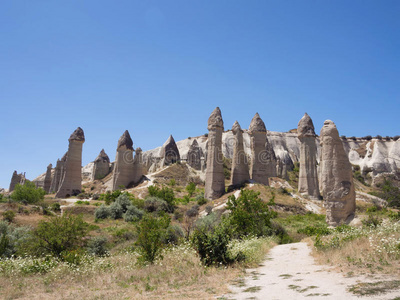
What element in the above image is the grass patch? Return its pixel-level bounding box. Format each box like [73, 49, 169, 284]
[348, 280, 400, 296]
[242, 286, 262, 293]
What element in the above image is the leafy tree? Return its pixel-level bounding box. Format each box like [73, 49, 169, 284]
[135, 214, 170, 264]
[11, 181, 45, 204]
[226, 189, 276, 238]
[31, 213, 89, 258]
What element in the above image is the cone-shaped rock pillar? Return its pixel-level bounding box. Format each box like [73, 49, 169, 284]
[187, 139, 203, 170]
[9, 171, 26, 192]
[160, 135, 180, 166]
[248, 113, 276, 185]
[320, 120, 355, 226]
[112, 130, 135, 190]
[297, 113, 320, 199]
[93, 149, 110, 180]
[205, 107, 225, 200]
[50, 153, 67, 193]
[132, 147, 144, 183]
[230, 121, 250, 187]
[56, 127, 85, 198]
[43, 164, 53, 193]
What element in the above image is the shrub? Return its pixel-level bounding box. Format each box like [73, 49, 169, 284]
[30, 213, 89, 258]
[50, 203, 61, 212]
[186, 182, 196, 197]
[163, 224, 184, 244]
[186, 204, 199, 218]
[192, 220, 234, 266]
[94, 204, 110, 219]
[147, 186, 175, 212]
[144, 197, 169, 213]
[0, 221, 32, 257]
[169, 179, 176, 187]
[297, 225, 331, 236]
[115, 194, 132, 211]
[195, 192, 207, 205]
[2, 211, 15, 223]
[123, 205, 144, 222]
[135, 215, 170, 264]
[99, 190, 122, 205]
[108, 202, 124, 219]
[11, 181, 45, 204]
[86, 236, 109, 256]
[226, 189, 276, 238]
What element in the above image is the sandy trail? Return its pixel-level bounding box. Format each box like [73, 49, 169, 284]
[227, 242, 400, 300]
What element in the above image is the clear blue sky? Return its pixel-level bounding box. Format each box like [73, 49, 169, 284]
[0, 0, 399, 189]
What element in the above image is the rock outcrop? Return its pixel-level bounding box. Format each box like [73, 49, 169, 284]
[92, 149, 110, 180]
[112, 130, 135, 190]
[297, 113, 320, 199]
[205, 107, 225, 200]
[187, 139, 203, 170]
[160, 135, 180, 166]
[230, 121, 250, 187]
[9, 171, 26, 192]
[50, 153, 67, 193]
[43, 164, 52, 193]
[320, 120, 355, 226]
[248, 113, 276, 185]
[56, 127, 85, 198]
[132, 147, 144, 184]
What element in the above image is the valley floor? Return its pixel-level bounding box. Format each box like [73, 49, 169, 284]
[226, 242, 400, 300]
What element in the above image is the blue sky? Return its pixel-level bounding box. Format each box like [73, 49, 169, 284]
[0, 0, 399, 188]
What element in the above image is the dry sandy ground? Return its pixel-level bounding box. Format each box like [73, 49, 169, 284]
[226, 242, 400, 300]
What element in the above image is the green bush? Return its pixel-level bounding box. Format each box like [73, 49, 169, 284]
[297, 225, 332, 236]
[147, 186, 175, 212]
[0, 221, 32, 257]
[11, 181, 45, 204]
[195, 192, 207, 205]
[50, 203, 61, 212]
[94, 204, 110, 219]
[115, 194, 132, 211]
[31, 213, 89, 258]
[144, 197, 169, 213]
[99, 190, 122, 205]
[108, 202, 124, 219]
[135, 215, 170, 264]
[86, 236, 109, 256]
[2, 211, 15, 223]
[192, 220, 234, 266]
[186, 182, 196, 197]
[163, 224, 184, 245]
[226, 189, 276, 238]
[124, 205, 144, 222]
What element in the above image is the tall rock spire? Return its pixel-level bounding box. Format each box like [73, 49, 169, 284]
[230, 121, 249, 187]
[205, 107, 225, 200]
[297, 113, 320, 199]
[56, 127, 85, 197]
[112, 130, 135, 190]
[248, 113, 276, 185]
[320, 120, 355, 226]
[92, 149, 111, 180]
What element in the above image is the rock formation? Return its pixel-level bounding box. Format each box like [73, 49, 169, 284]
[92, 149, 110, 180]
[43, 164, 52, 193]
[9, 171, 26, 192]
[56, 127, 85, 198]
[230, 121, 250, 187]
[205, 107, 225, 200]
[160, 135, 180, 166]
[187, 139, 203, 170]
[50, 153, 67, 193]
[320, 120, 355, 226]
[248, 113, 276, 185]
[112, 130, 135, 190]
[132, 147, 144, 184]
[297, 113, 320, 199]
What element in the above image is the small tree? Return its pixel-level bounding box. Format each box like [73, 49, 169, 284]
[32, 213, 89, 258]
[226, 189, 276, 238]
[135, 215, 170, 264]
[147, 186, 175, 212]
[11, 181, 45, 204]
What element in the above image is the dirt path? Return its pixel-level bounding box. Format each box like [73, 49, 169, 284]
[226, 242, 400, 300]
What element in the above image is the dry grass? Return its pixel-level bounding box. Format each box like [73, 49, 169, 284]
[311, 220, 400, 277]
[0, 237, 277, 300]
